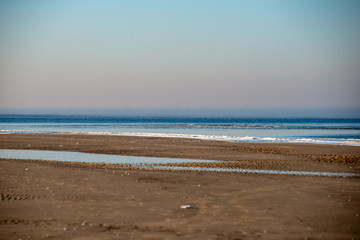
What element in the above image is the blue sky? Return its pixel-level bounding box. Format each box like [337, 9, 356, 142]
[0, 0, 359, 111]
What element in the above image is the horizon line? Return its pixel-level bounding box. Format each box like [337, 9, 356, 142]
[1, 107, 360, 118]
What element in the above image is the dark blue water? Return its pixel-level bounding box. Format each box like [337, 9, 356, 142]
[1, 115, 360, 145]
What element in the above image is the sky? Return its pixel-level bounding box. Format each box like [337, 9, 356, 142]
[0, 0, 360, 114]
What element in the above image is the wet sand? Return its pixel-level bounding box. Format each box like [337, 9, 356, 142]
[0, 134, 360, 239]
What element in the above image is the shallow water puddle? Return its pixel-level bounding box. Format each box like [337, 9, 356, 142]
[153, 166, 360, 177]
[0, 149, 359, 178]
[0, 149, 217, 165]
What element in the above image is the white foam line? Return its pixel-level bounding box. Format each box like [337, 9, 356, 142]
[1, 130, 360, 146]
[83, 131, 360, 146]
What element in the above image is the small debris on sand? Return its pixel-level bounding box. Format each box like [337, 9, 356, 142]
[180, 205, 193, 209]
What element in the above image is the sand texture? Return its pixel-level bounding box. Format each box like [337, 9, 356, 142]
[0, 134, 360, 239]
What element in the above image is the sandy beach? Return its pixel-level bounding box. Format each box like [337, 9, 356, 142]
[1, 134, 360, 239]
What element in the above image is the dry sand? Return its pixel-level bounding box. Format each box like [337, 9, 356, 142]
[0, 134, 360, 239]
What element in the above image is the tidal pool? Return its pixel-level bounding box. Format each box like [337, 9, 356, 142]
[0, 149, 359, 178]
[0, 149, 218, 165]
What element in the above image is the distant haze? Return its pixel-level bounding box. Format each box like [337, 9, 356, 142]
[1, 0, 360, 112]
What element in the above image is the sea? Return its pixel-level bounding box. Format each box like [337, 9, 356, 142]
[1, 114, 360, 146]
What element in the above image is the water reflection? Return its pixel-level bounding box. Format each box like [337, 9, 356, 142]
[0, 149, 218, 164]
[0, 149, 359, 178]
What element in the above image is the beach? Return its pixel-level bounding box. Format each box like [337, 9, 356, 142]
[1, 134, 360, 239]
[2, 0, 360, 238]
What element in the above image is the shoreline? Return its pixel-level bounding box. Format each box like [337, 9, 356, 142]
[1, 130, 360, 146]
[1, 134, 360, 239]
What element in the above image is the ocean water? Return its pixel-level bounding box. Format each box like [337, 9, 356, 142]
[0, 114, 360, 146]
